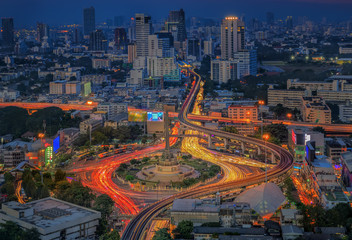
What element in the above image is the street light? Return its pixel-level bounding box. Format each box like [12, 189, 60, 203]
[258, 101, 265, 138]
[287, 113, 292, 120]
[263, 134, 270, 183]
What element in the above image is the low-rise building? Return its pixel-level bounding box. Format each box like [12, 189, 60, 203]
[228, 104, 258, 122]
[3, 147, 25, 168]
[301, 97, 331, 124]
[0, 197, 101, 240]
[267, 87, 307, 109]
[92, 59, 111, 69]
[79, 118, 103, 134]
[326, 138, 347, 162]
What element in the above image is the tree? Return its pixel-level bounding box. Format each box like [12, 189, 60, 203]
[94, 194, 114, 219]
[312, 126, 326, 136]
[0, 221, 40, 240]
[54, 169, 66, 182]
[125, 175, 134, 182]
[152, 228, 172, 240]
[173, 220, 193, 239]
[222, 126, 239, 134]
[55, 181, 96, 208]
[0, 107, 29, 137]
[99, 230, 120, 240]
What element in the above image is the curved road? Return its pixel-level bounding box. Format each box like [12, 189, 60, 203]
[122, 66, 294, 240]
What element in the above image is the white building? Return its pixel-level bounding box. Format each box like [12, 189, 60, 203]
[233, 50, 257, 78]
[211, 59, 238, 84]
[339, 100, 352, 123]
[146, 57, 179, 79]
[0, 198, 101, 240]
[97, 102, 128, 120]
[92, 59, 111, 69]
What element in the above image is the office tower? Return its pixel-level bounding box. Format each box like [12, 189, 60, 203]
[114, 16, 124, 27]
[135, 13, 152, 57]
[128, 43, 137, 63]
[114, 28, 127, 51]
[148, 32, 174, 58]
[83, 6, 96, 36]
[128, 17, 136, 42]
[286, 16, 293, 29]
[73, 28, 82, 43]
[36, 22, 49, 42]
[211, 59, 238, 84]
[203, 39, 213, 56]
[165, 9, 186, 42]
[221, 17, 245, 60]
[233, 50, 257, 79]
[89, 30, 107, 51]
[266, 12, 274, 26]
[187, 39, 201, 60]
[2, 18, 14, 47]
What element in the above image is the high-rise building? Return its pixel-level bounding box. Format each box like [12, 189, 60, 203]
[211, 59, 238, 84]
[2, 18, 14, 47]
[114, 28, 127, 51]
[73, 28, 82, 43]
[148, 32, 174, 58]
[128, 17, 136, 42]
[89, 30, 107, 51]
[286, 16, 293, 29]
[203, 39, 213, 56]
[83, 6, 95, 36]
[135, 14, 152, 57]
[36, 22, 49, 42]
[221, 17, 245, 60]
[266, 12, 274, 26]
[128, 43, 137, 63]
[114, 16, 124, 27]
[233, 50, 257, 79]
[187, 39, 201, 60]
[165, 9, 186, 42]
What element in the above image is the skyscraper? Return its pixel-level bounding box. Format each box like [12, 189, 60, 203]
[286, 16, 293, 29]
[2, 18, 14, 47]
[148, 32, 174, 58]
[187, 39, 201, 60]
[83, 6, 95, 36]
[165, 9, 187, 42]
[36, 22, 49, 42]
[114, 28, 127, 51]
[135, 13, 152, 57]
[89, 30, 107, 51]
[221, 17, 245, 60]
[266, 12, 274, 26]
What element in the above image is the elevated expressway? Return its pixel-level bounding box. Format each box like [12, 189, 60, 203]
[122, 67, 294, 240]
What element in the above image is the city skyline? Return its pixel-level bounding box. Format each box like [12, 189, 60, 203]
[1, 0, 352, 27]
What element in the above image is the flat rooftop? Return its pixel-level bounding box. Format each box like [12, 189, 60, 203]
[171, 199, 219, 213]
[0, 197, 101, 230]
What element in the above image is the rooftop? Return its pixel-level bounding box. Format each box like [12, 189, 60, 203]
[171, 199, 219, 213]
[0, 197, 101, 233]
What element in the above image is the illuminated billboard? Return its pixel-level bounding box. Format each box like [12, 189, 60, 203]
[45, 146, 53, 165]
[147, 112, 164, 122]
[53, 136, 60, 153]
[128, 110, 147, 122]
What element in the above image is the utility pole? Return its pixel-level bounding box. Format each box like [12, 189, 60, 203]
[164, 111, 170, 158]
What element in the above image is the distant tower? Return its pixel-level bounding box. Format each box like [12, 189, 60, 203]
[286, 16, 293, 29]
[135, 13, 152, 57]
[2, 18, 14, 47]
[36, 22, 49, 42]
[166, 9, 187, 42]
[266, 12, 274, 26]
[83, 6, 96, 36]
[114, 28, 127, 51]
[89, 30, 107, 51]
[221, 17, 245, 60]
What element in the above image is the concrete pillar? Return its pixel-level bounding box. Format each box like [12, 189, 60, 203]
[224, 138, 229, 149]
[208, 135, 214, 149]
[257, 146, 261, 155]
[241, 142, 245, 153]
[271, 153, 275, 163]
